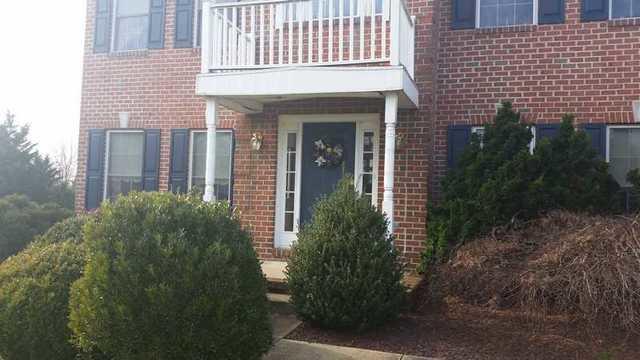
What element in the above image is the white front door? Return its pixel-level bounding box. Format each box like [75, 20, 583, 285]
[274, 114, 380, 249]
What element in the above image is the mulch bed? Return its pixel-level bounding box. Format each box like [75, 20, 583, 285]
[287, 285, 640, 360]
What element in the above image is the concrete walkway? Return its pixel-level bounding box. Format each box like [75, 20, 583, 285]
[265, 339, 437, 360]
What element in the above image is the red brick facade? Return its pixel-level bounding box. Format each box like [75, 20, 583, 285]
[433, 0, 640, 194]
[77, 0, 639, 269]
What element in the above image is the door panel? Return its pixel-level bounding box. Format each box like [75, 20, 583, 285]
[300, 122, 356, 225]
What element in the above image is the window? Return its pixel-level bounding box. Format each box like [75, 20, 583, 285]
[478, 0, 536, 28]
[189, 131, 233, 201]
[611, 0, 640, 19]
[105, 131, 145, 200]
[608, 127, 640, 187]
[360, 131, 375, 204]
[471, 126, 485, 148]
[114, 0, 151, 51]
[469, 125, 536, 152]
[283, 133, 297, 232]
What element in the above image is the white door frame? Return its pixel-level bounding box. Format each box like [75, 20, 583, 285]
[274, 113, 380, 249]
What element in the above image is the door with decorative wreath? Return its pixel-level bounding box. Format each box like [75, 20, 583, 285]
[275, 114, 380, 248]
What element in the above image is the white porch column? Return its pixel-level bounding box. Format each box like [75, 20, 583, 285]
[203, 97, 218, 202]
[382, 92, 398, 235]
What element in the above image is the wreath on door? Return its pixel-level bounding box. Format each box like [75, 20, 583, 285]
[313, 139, 344, 168]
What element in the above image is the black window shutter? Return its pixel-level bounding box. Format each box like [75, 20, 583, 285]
[448, 125, 472, 169]
[148, 0, 166, 49]
[581, 124, 606, 159]
[94, 0, 112, 53]
[85, 130, 106, 210]
[452, 0, 476, 29]
[175, 0, 195, 48]
[170, 129, 190, 193]
[536, 124, 561, 143]
[581, 0, 609, 21]
[539, 0, 565, 24]
[143, 130, 161, 191]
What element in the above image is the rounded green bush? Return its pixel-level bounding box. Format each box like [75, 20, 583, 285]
[0, 216, 88, 360]
[69, 192, 272, 360]
[286, 178, 406, 331]
[0, 194, 72, 261]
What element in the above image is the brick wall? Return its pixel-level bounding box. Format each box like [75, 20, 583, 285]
[433, 0, 640, 196]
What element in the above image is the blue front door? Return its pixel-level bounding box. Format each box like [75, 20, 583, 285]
[300, 122, 356, 225]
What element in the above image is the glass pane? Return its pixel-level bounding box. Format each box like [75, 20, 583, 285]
[610, 129, 628, 158]
[116, 16, 149, 51]
[364, 132, 374, 152]
[192, 133, 207, 178]
[216, 132, 233, 178]
[515, 3, 533, 24]
[108, 133, 144, 177]
[629, 129, 640, 157]
[363, 174, 373, 195]
[497, 4, 515, 26]
[286, 193, 295, 211]
[107, 176, 143, 201]
[286, 173, 296, 192]
[634, 0, 640, 17]
[287, 133, 297, 150]
[215, 183, 230, 201]
[480, 6, 498, 27]
[192, 177, 205, 191]
[612, 0, 632, 18]
[363, 153, 374, 173]
[288, 153, 297, 172]
[284, 213, 294, 232]
[610, 157, 629, 186]
[118, 0, 150, 16]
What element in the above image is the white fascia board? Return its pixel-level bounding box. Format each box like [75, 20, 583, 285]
[197, 66, 412, 98]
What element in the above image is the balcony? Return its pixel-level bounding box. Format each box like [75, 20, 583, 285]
[196, 0, 418, 113]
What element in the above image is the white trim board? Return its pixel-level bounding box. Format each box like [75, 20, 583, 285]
[196, 66, 418, 113]
[274, 113, 380, 249]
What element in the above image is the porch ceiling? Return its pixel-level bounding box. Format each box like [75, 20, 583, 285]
[196, 66, 418, 114]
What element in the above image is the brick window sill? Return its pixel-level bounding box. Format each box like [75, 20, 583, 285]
[107, 49, 150, 58]
[608, 18, 640, 27]
[473, 24, 537, 34]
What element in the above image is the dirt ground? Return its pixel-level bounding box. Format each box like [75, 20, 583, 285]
[287, 292, 640, 360]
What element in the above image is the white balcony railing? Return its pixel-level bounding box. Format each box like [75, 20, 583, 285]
[201, 0, 415, 79]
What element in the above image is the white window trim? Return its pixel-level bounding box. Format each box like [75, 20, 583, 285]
[274, 113, 380, 249]
[475, 0, 539, 29]
[188, 129, 234, 200]
[103, 129, 145, 200]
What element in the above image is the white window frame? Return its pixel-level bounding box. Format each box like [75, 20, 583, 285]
[103, 130, 146, 200]
[609, 0, 640, 20]
[110, 0, 152, 52]
[188, 129, 234, 201]
[606, 125, 640, 188]
[475, 0, 539, 28]
[274, 114, 379, 249]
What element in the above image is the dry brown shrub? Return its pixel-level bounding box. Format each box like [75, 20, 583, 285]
[431, 211, 640, 332]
